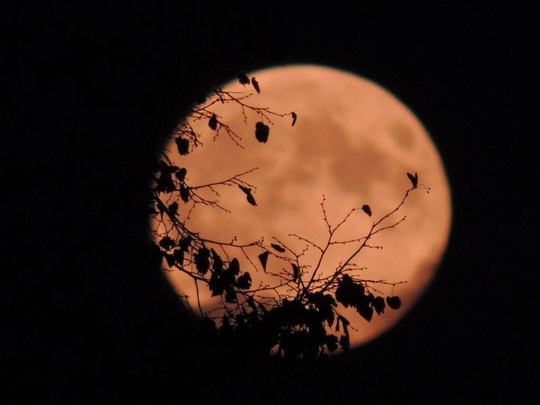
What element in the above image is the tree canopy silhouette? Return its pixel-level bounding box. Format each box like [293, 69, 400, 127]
[149, 71, 428, 362]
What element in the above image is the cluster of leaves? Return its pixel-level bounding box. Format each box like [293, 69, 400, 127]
[336, 274, 401, 323]
[170, 71, 297, 156]
[149, 72, 423, 361]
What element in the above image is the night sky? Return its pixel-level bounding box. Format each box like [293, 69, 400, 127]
[2, 2, 537, 403]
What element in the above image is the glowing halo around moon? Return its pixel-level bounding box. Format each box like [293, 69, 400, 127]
[158, 65, 452, 349]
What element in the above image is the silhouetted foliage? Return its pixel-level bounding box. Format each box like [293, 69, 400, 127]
[176, 136, 190, 155]
[251, 77, 261, 93]
[271, 243, 286, 253]
[291, 111, 298, 127]
[407, 171, 419, 189]
[386, 296, 402, 310]
[361, 204, 372, 217]
[149, 72, 429, 362]
[208, 113, 218, 130]
[238, 72, 250, 86]
[255, 121, 270, 143]
[238, 185, 257, 206]
[258, 251, 270, 271]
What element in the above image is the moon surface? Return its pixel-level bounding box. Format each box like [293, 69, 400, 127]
[158, 65, 452, 349]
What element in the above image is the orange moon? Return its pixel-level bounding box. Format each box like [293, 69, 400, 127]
[159, 65, 452, 349]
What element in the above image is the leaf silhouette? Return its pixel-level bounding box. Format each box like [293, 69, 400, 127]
[237, 272, 252, 289]
[362, 204, 372, 217]
[255, 122, 269, 143]
[271, 243, 286, 253]
[246, 193, 256, 206]
[195, 247, 211, 275]
[208, 113, 218, 130]
[337, 315, 350, 333]
[238, 185, 257, 206]
[308, 292, 336, 327]
[325, 334, 339, 353]
[164, 254, 175, 268]
[228, 258, 240, 276]
[357, 304, 374, 322]
[339, 334, 351, 352]
[209, 272, 224, 297]
[407, 171, 418, 188]
[251, 77, 261, 93]
[292, 263, 300, 282]
[386, 296, 402, 310]
[291, 111, 297, 127]
[238, 185, 250, 194]
[158, 160, 179, 175]
[225, 287, 237, 303]
[159, 236, 175, 250]
[335, 284, 355, 305]
[175, 137, 189, 155]
[168, 202, 179, 217]
[373, 296, 386, 315]
[258, 251, 270, 271]
[173, 249, 184, 266]
[176, 167, 187, 181]
[238, 72, 250, 85]
[336, 274, 377, 322]
[335, 274, 358, 308]
[211, 248, 223, 272]
[179, 235, 192, 251]
[156, 174, 175, 193]
[180, 184, 190, 202]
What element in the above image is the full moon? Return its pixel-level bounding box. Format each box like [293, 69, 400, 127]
[157, 65, 452, 349]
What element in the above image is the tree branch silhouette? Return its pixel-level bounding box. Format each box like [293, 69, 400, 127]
[149, 72, 429, 361]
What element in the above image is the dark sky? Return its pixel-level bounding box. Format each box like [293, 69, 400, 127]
[2, 1, 537, 403]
